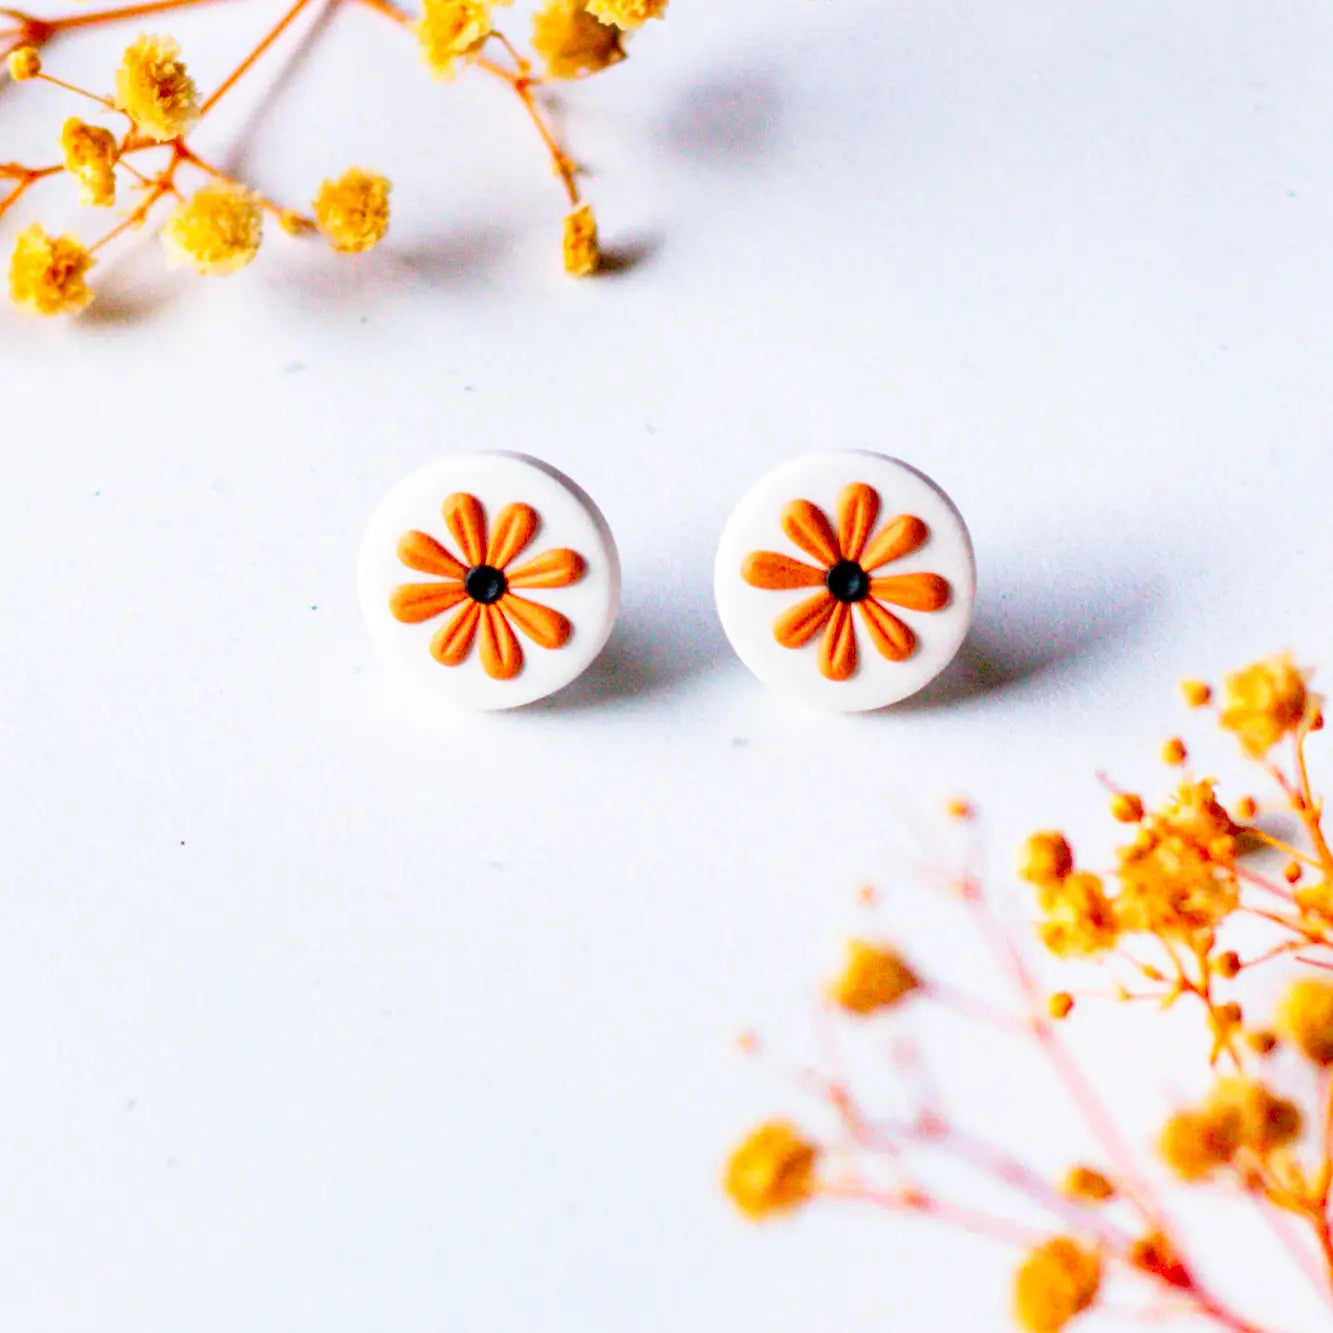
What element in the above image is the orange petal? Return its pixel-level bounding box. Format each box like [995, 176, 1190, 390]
[430, 600, 481, 665]
[500, 593, 571, 649]
[772, 590, 835, 648]
[869, 572, 951, 612]
[837, 483, 880, 563]
[397, 530, 467, 580]
[819, 602, 858, 681]
[781, 499, 841, 566]
[487, 503, 539, 570]
[741, 551, 827, 590]
[859, 598, 916, 662]
[505, 548, 586, 589]
[443, 492, 486, 567]
[389, 582, 468, 624]
[480, 605, 524, 679]
[860, 514, 928, 572]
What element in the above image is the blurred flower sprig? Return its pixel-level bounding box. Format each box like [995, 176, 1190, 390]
[726, 654, 1333, 1333]
[2, 0, 664, 315]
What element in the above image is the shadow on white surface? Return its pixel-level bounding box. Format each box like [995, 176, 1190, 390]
[664, 65, 786, 169]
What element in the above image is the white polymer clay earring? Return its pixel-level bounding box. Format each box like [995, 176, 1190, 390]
[358, 453, 621, 710]
[714, 451, 975, 711]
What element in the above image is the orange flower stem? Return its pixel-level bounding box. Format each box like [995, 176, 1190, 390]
[926, 981, 1030, 1038]
[90, 146, 181, 251]
[351, 0, 409, 23]
[37, 0, 224, 36]
[198, 0, 315, 117]
[475, 56, 580, 207]
[35, 70, 121, 112]
[490, 29, 530, 76]
[1294, 731, 1333, 871]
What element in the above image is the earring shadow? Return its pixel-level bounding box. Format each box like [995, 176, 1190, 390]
[890, 571, 1162, 713]
[533, 587, 730, 713]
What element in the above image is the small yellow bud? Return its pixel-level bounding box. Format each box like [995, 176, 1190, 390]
[1110, 793, 1144, 823]
[1284, 860, 1303, 884]
[7, 46, 41, 80]
[1180, 679, 1213, 708]
[1247, 1029, 1279, 1056]
[1234, 796, 1258, 823]
[945, 797, 975, 821]
[1161, 737, 1187, 766]
[1019, 832, 1074, 885]
[1048, 992, 1074, 1020]
[1215, 950, 1241, 979]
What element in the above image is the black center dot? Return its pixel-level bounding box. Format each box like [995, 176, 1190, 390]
[465, 564, 507, 605]
[826, 560, 870, 603]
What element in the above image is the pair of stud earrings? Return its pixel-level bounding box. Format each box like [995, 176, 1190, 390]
[357, 450, 976, 713]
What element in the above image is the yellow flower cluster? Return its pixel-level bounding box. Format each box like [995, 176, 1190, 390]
[60, 118, 118, 208]
[1012, 1237, 1101, 1333]
[828, 940, 919, 1015]
[533, 0, 625, 78]
[1021, 779, 1242, 955]
[723, 1121, 818, 1220]
[8, 223, 94, 316]
[1159, 1077, 1302, 1181]
[585, 0, 667, 30]
[416, 0, 503, 79]
[1219, 654, 1315, 757]
[313, 168, 392, 253]
[113, 34, 199, 142]
[161, 183, 263, 275]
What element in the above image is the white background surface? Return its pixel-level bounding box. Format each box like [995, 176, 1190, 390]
[2, 2, 1332, 1329]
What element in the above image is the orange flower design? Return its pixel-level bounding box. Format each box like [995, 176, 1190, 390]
[389, 492, 585, 680]
[741, 483, 950, 682]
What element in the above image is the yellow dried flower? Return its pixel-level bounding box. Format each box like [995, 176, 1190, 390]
[532, 0, 624, 78]
[723, 1121, 818, 1221]
[313, 168, 391, 253]
[8, 223, 94, 316]
[563, 203, 599, 276]
[1209, 1077, 1302, 1154]
[829, 940, 919, 1015]
[1019, 831, 1074, 885]
[416, 0, 496, 79]
[585, 0, 667, 30]
[1161, 737, 1187, 766]
[1060, 1166, 1114, 1204]
[1158, 1106, 1239, 1181]
[1109, 793, 1143, 823]
[7, 46, 41, 80]
[1180, 679, 1213, 708]
[1276, 977, 1333, 1066]
[161, 182, 262, 275]
[60, 118, 118, 208]
[1220, 654, 1312, 757]
[1114, 782, 1240, 943]
[1013, 1237, 1101, 1333]
[1036, 872, 1119, 957]
[1159, 1078, 1300, 1179]
[1048, 992, 1074, 1020]
[114, 34, 199, 142]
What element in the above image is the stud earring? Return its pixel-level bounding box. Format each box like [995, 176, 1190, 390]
[713, 451, 975, 711]
[358, 453, 621, 710]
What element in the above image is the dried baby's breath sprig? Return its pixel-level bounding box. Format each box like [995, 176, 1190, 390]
[313, 168, 391, 253]
[2, 0, 670, 315]
[60, 118, 118, 207]
[161, 181, 262, 274]
[8, 221, 93, 314]
[728, 653, 1333, 1332]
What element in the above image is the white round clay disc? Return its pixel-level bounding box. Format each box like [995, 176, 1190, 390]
[714, 451, 975, 711]
[358, 453, 620, 710]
